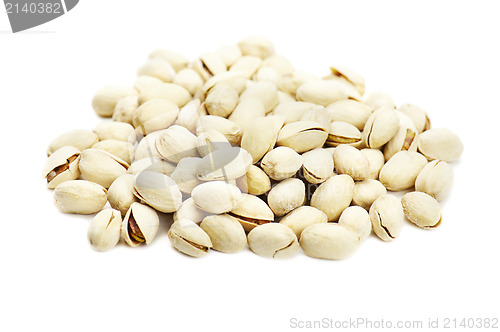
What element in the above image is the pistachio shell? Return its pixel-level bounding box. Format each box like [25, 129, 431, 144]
[300, 107, 331, 129]
[112, 95, 139, 124]
[134, 130, 165, 161]
[301, 148, 334, 184]
[107, 174, 138, 215]
[352, 179, 387, 210]
[192, 52, 227, 80]
[93, 121, 136, 143]
[338, 206, 371, 241]
[310, 174, 354, 221]
[197, 115, 242, 145]
[279, 206, 328, 238]
[261, 54, 294, 75]
[296, 80, 361, 106]
[360, 148, 385, 180]
[383, 112, 418, 161]
[149, 49, 189, 72]
[92, 139, 134, 165]
[228, 194, 274, 232]
[417, 128, 464, 162]
[133, 171, 182, 213]
[369, 195, 404, 241]
[168, 219, 213, 257]
[326, 100, 372, 130]
[122, 202, 159, 247]
[329, 66, 365, 95]
[261, 147, 303, 181]
[271, 101, 322, 124]
[240, 115, 284, 163]
[138, 83, 191, 107]
[47, 129, 98, 156]
[173, 198, 213, 224]
[278, 70, 318, 95]
[364, 91, 396, 110]
[87, 209, 122, 251]
[401, 192, 442, 229]
[238, 36, 275, 58]
[203, 72, 248, 95]
[137, 57, 175, 82]
[175, 99, 204, 133]
[43, 146, 81, 189]
[127, 158, 176, 176]
[363, 106, 400, 148]
[236, 165, 271, 196]
[79, 149, 129, 188]
[191, 181, 242, 214]
[247, 223, 299, 259]
[240, 81, 279, 113]
[333, 144, 370, 181]
[276, 120, 328, 153]
[53, 180, 107, 214]
[415, 160, 453, 201]
[155, 125, 199, 163]
[205, 84, 239, 117]
[216, 44, 242, 67]
[253, 66, 280, 85]
[379, 151, 428, 191]
[200, 214, 247, 253]
[300, 223, 360, 260]
[132, 99, 180, 135]
[173, 68, 204, 95]
[327, 121, 363, 147]
[170, 157, 203, 194]
[229, 55, 263, 78]
[92, 85, 138, 118]
[398, 104, 431, 133]
[197, 147, 253, 181]
[267, 178, 306, 217]
[196, 129, 231, 157]
[228, 98, 266, 132]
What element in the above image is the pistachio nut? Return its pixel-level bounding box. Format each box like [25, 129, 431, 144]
[333, 144, 370, 181]
[168, 219, 213, 257]
[53, 180, 107, 214]
[296, 79, 362, 106]
[279, 206, 328, 238]
[149, 49, 189, 72]
[278, 70, 318, 95]
[401, 192, 442, 229]
[122, 202, 160, 247]
[79, 149, 129, 188]
[338, 206, 372, 241]
[133, 171, 182, 213]
[196, 129, 231, 157]
[300, 223, 360, 260]
[417, 128, 464, 162]
[364, 91, 396, 110]
[228, 194, 274, 232]
[352, 179, 387, 211]
[328, 66, 365, 95]
[310, 174, 354, 221]
[137, 57, 175, 82]
[203, 71, 248, 95]
[92, 139, 134, 164]
[327, 121, 363, 147]
[47, 129, 98, 156]
[93, 121, 136, 143]
[112, 95, 139, 124]
[216, 44, 242, 67]
[134, 129, 165, 161]
[191, 181, 242, 214]
[383, 112, 418, 161]
[326, 99, 372, 131]
[199, 52, 228, 79]
[276, 120, 328, 153]
[132, 98, 180, 135]
[369, 195, 404, 241]
[253, 66, 280, 85]
[415, 160, 453, 201]
[247, 223, 299, 259]
[138, 82, 191, 108]
[87, 209, 122, 251]
[229, 55, 263, 78]
[196, 115, 242, 145]
[43, 146, 81, 189]
[205, 84, 239, 117]
[267, 178, 306, 217]
[238, 36, 275, 59]
[200, 214, 247, 253]
[362, 106, 400, 148]
[379, 151, 428, 191]
[236, 165, 271, 196]
[133, 75, 163, 92]
[173, 68, 204, 96]
[107, 174, 138, 215]
[170, 157, 203, 194]
[301, 148, 334, 184]
[398, 103, 431, 133]
[271, 101, 322, 124]
[156, 125, 199, 163]
[261, 54, 294, 75]
[92, 85, 138, 118]
[197, 146, 252, 181]
[278, 91, 296, 104]
[173, 197, 213, 224]
[360, 148, 385, 180]
[300, 107, 331, 129]
[261, 146, 303, 181]
[127, 158, 176, 176]
[240, 115, 284, 163]
[228, 98, 266, 132]
[175, 99, 204, 134]
[240, 81, 279, 113]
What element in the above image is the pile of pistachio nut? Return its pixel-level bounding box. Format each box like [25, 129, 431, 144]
[43, 36, 464, 259]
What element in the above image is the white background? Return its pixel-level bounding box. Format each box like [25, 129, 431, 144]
[1, 1, 499, 331]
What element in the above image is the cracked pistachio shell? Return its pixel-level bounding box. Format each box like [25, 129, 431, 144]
[228, 194, 274, 232]
[217, 44, 242, 67]
[205, 84, 239, 117]
[248, 223, 299, 259]
[328, 66, 365, 96]
[241, 115, 284, 163]
[238, 36, 275, 59]
[398, 104, 431, 133]
[127, 158, 176, 176]
[338, 206, 372, 241]
[253, 66, 280, 85]
[261, 147, 303, 181]
[300, 107, 331, 129]
[228, 98, 266, 133]
[107, 174, 137, 215]
[92, 85, 138, 118]
[352, 179, 387, 211]
[369, 195, 404, 241]
[173, 68, 204, 96]
[191, 181, 242, 214]
[261, 54, 294, 75]
[47, 129, 98, 156]
[240, 81, 279, 113]
[92, 139, 134, 165]
[360, 148, 385, 180]
[133, 171, 182, 213]
[149, 49, 189, 72]
[175, 99, 204, 134]
[271, 101, 323, 125]
[302, 148, 334, 184]
[170, 157, 203, 194]
[311, 174, 354, 221]
[296, 80, 362, 107]
[137, 57, 175, 82]
[53, 180, 107, 214]
[383, 112, 418, 161]
[197, 115, 242, 145]
[278, 70, 318, 95]
[173, 198, 213, 224]
[88, 209, 122, 251]
[326, 100, 372, 131]
[364, 91, 396, 110]
[156, 125, 199, 163]
[94, 121, 136, 143]
[279, 206, 328, 238]
[197, 147, 253, 181]
[200, 214, 247, 253]
[192, 52, 227, 81]
[415, 160, 453, 201]
[363, 106, 400, 149]
[168, 219, 213, 257]
[79, 149, 129, 188]
[43, 146, 81, 189]
[276, 120, 328, 153]
[327, 121, 363, 147]
[333, 144, 370, 181]
[236, 165, 271, 196]
[300, 223, 360, 260]
[229, 55, 263, 78]
[196, 129, 231, 157]
[132, 99, 180, 135]
[112, 95, 139, 124]
[417, 128, 464, 162]
[138, 83, 191, 108]
[134, 130, 164, 161]
[122, 202, 159, 247]
[268, 178, 306, 217]
[379, 151, 428, 191]
[203, 72, 248, 95]
[401, 192, 442, 229]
